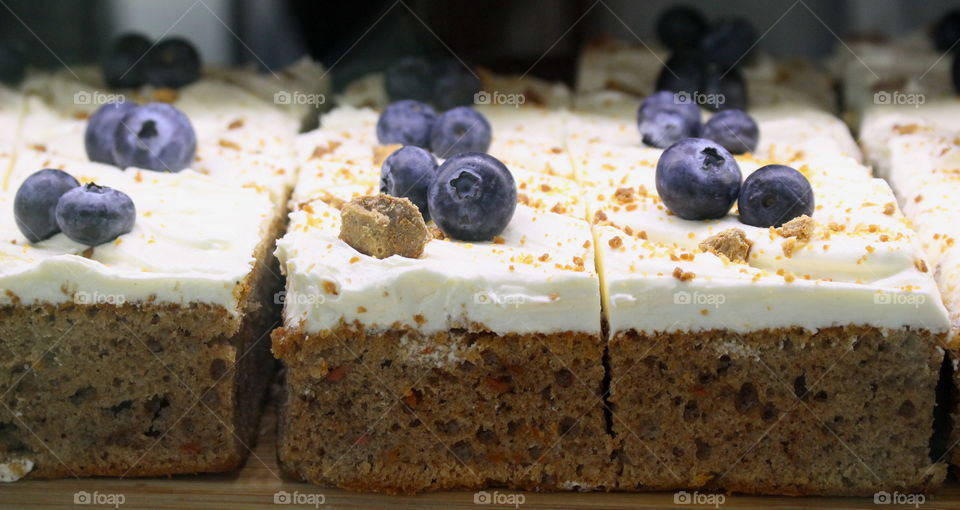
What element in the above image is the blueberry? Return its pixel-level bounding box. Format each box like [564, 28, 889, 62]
[700, 18, 758, 71]
[657, 5, 709, 52]
[56, 183, 136, 246]
[738, 164, 814, 228]
[0, 38, 26, 86]
[638, 90, 701, 148]
[656, 52, 706, 94]
[376, 100, 438, 148]
[432, 59, 481, 110]
[427, 152, 516, 241]
[934, 10, 960, 51]
[144, 38, 201, 89]
[112, 102, 196, 172]
[656, 53, 747, 112]
[701, 64, 747, 111]
[655, 138, 741, 221]
[385, 56, 434, 103]
[102, 33, 152, 89]
[13, 169, 80, 242]
[430, 106, 492, 159]
[953, 53, 960, 94]
[85, 101, 137, 166]
[700, 109, 758, 155]
[380, 146, 439, 221]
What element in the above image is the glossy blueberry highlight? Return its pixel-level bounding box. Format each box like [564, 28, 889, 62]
[14, 169, 80, 242]
[738, 164, 814, 228]
[112, 102, 197, 172]
[427, 152, 516, 241]
[655, 137, 742, 221]
[376, 100, 438, 148]
[700, 109, 758, 154]
[430, 106, 492, 158]
[380, 146, 439, 221]
[85, 101, 137, 166]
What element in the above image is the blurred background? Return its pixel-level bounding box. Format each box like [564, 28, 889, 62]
[1, 0, 959, 88]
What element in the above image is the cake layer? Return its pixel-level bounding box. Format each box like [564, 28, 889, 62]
[0, 152, 275, 320]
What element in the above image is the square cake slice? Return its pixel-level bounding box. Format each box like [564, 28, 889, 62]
[567, 109, 950, 496]
[0, 150, 282, 479]
[272, 105, 610, 494]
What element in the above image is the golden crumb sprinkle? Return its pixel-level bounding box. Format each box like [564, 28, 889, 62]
[778, 215, 815, 242]
[493, 236, 506, 244]
[582, 240, 591, 249]
[311, 140, 342, 159]
[608, 236, 623, 249]
[672, 267, 695, 281]
[593, 210, 608, 224]
[915, 194, 923, 203]
[218, 139, 242, 151]
[539, 253, 550, 262]
[373, 144, 403, 166]
[323, 281, 339, 295]
[699, 228, 752, 263]
[915, 259, 929, 273]
[613, 186, 635, 204]
[228, 118, 245, 130]
[357, 306, 367, 313]
[152, 87, 178, 103]
[883, 202, 896, 215]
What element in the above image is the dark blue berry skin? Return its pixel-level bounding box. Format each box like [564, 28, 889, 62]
[56, 183, 136, 246]
[144, 38, 201, 89]
[934, 10, 960, 51]
[102, 33, 151, 89]
[638, 91, 701, 148]
[700, 18, 758, 71]
[14, 169, 80, 242]
[380, 146, 439, 221]
[0, 38, 26, 86]
[657, 5, 709, 52]
[427, 152, 516, 241]
[433, 60, 481, 110]
[429, 106, 492, 159]
[702, 64, 747, 111]
[385, 56, 434, 103]
[738, 164, 814, 228]
[656, 52, 705, 94]
[700, 109, 758, 154]
[85, 101, 137, 166]
[655, 138, 742, 221]
[112, 102, 196, 172]
[377, 100, 438, 148]
[953, 53, 960, 94]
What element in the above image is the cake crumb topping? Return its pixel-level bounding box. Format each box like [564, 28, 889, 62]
[339, 194, 430, 259]
[373, 144, 403, 166]
[672, 267, 696, 281]
[778, 215, 815, 242]
[699, 229, 752, 263]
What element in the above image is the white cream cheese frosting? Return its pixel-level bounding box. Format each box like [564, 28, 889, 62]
[567, 111, 948, 335]
[278, 105, 601, 336]
[0, 151, 275, 312]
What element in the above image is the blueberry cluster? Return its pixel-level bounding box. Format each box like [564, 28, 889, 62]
[654, 6, 757, 112]
[655, 138, 814, 228]
[376, 101, 515, 241]
[14, 169, 135, 246]
[102, 33, 201, 90]
[85, 101, 197, 173]
[385, 56, 481, 110]
[638, 91, 758, 154]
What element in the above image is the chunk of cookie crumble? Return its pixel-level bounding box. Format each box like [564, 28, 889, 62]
[699, 228, 752, 263]
[339, 194, 430, 259]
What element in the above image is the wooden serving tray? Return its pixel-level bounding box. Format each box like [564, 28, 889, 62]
[2, 405, 958, 509]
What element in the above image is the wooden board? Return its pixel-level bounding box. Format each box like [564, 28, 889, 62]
[2, 405, 959, 509]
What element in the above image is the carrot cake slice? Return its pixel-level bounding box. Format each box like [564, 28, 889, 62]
[567, 98, 949, 495]
[272, 103, 608, 494]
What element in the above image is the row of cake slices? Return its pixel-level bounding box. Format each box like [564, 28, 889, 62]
[279, 83, 944, 356]
[269, 67, 950, 494]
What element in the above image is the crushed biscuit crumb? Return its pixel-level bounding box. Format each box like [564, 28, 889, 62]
[672, 267, 695, 281]
[699, 229, 752, 263]
[339, 194, 430, 259]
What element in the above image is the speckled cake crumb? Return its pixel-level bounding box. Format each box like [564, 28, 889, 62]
[698, 228, 752, 263]
[339, 194, 430, 259]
